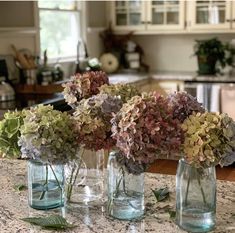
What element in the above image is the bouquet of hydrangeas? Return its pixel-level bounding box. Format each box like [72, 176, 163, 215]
[73, 93, 123, 151]
[99, 83, 140, 103]
[0, 110, 24, 158]
[62, 71, 109, 107]
[111, 92, 183, 172]
[182, 112, 235, 168]
[19, 105, 78, 164]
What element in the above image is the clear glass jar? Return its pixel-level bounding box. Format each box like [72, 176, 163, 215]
[28, 160, 64, 210]
[176, 159, 216, 233]
[107, 151, 144, 220]
[65, 149, 105, 206]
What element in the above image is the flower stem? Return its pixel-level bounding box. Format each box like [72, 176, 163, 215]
[39, 164, 48, 200]
[185, 176, 190, 206]
[196, 172, 207, 205]
[49, 164, 63, 205]
[66, 148, 85, 202]
[66, 165, 75, 202]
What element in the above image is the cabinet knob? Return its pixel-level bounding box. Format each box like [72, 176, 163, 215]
[147, 21, 152, 24]
[226, 19, 231, 22]
[141, 21, 145, 24]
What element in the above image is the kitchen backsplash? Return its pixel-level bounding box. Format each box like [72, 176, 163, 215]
[133, 34, 235, 72]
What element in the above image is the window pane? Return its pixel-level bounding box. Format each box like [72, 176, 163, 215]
[129, 13, 141, 25]
[40, 10, 80, 59]
[116, 13, 127, 25]
[196, 1, 226, 24]
[152, 8, 164, 24]
[38, 0, 77, 10]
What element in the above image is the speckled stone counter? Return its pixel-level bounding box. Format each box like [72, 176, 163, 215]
[0, 159, 234, 233]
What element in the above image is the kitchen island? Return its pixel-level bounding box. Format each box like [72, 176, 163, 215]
[0, 159, 234, 233]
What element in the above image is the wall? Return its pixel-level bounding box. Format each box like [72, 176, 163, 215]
[133, 34, 235, 72]
[86, 1, 107, 58]
[0, 1, 37, 82]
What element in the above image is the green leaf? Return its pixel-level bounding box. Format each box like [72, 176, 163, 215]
[14, 184, 27, 192]
[21, 215, 76, 230]
[0, 137, 11, 148]
[152, 187, 170, 202]
[5, 118, 20, 138]
[168, 210, 176, 219]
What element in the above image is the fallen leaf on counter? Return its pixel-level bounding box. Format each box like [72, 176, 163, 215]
[152, 187, 170, 202]
[14, 184, 27, 191]
[168, 210, 176, 219]
[21, 215, 76, 230]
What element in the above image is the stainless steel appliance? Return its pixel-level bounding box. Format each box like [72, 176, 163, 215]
[184, 80, 235, 113]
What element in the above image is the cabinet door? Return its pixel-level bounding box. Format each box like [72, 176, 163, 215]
[232, 2, 235, 29]
[188, 0, 231, 30]
[110, 0, 146, 30]
[146, 0, 185, 31]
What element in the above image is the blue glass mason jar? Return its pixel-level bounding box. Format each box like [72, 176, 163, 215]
[28, 160, 65, 210]
[176, 159, 216, 232]
[107, 151, 145, 220]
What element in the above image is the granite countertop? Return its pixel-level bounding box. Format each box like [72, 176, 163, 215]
[0, 159, 235, 233]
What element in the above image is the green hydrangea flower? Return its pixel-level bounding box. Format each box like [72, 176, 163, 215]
[99, 83, 140, 103]
[19, 105, 78, 164]
[182, 112, 235, 168]
[0, 110, 24, 158]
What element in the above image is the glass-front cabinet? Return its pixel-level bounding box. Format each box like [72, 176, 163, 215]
[188, 0, 232, 30]
[111, 0, 146, 30]
[110, 0, 185, 31]
[146, 0, 185, 30]
[110, 0, 235, 33]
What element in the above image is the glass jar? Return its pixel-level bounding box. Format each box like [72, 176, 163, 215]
[176, 159, 216, 233]
[65, 149, 105, 206]
[28, 160, 64, 210]
[107, 151, 144, 220]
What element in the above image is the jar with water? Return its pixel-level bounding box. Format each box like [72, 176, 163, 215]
[28, 160, 64, 210]
[65, 149, 105, 206]
[107, 151, 144, 220]
[176, 159, 216, 232]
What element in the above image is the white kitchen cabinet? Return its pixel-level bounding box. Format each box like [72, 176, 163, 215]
[110, 0, 146, 31]
[187, 0, 232, 31]
[146, 0, 185, 31]
[110, 0, 185, 32]
[109, 0, 235, 34]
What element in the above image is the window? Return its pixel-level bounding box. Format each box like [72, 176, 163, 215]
[38, 0, 82, 60]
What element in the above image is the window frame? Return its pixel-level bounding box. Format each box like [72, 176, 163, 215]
[36, 1, 86, 64]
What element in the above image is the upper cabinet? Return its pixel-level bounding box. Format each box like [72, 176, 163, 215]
[109, 0, 235, 34]
[111, 0, 145, 30]
[110, 0, 185, 31]
[146, 0, 184, 30]
[187, 0, 231, 30]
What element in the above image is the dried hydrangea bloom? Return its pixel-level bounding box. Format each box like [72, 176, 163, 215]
[62, 71, 109, 107]
[168, 91, 205, 123]
[19, 105, 78, 164]
[99, 83, 140, 103]
[182, 112, 235, 168]
[114, 150, 148, 175]
[73, 94, 123, 151]
[111, 92, 183, 165]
